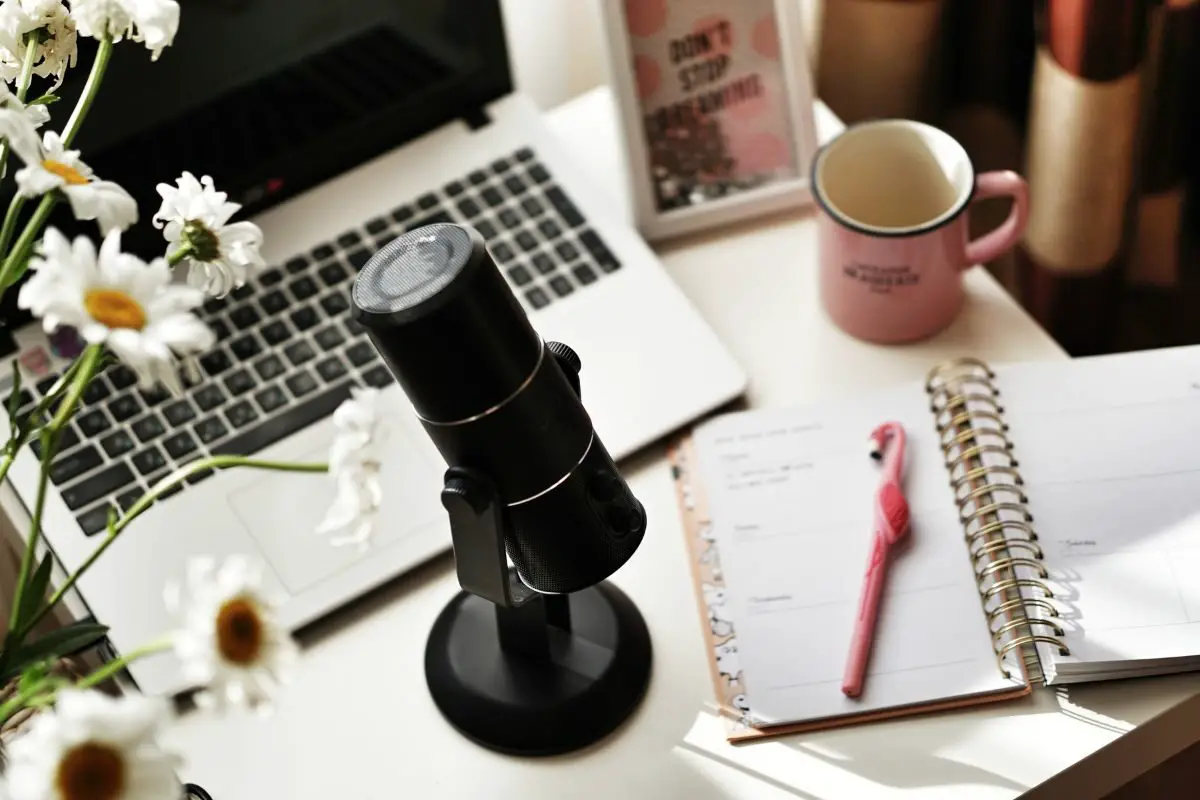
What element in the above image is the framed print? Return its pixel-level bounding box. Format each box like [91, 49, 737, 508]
[600, 0, 819, 241]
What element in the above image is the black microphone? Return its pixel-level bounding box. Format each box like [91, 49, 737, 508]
[349, 222, 646, 594]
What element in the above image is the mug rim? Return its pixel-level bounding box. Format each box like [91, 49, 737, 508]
[810, 119, 977, 239]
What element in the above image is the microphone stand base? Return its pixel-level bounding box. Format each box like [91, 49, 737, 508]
[424, 580, 652, 756]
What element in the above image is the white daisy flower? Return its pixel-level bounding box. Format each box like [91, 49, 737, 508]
[0, 0, 78, 88]
[0, 79, 50, 127]
[165, 555, 297, 712]
[5, 689, 181, 800]
[153, 171, 265, 298]
[317, 387, 384, 550]
[18, 228, 214, 393]
[12, 131, 136, 234]
[69, 0, 178, 60]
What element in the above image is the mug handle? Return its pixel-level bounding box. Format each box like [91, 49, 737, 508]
[961, 171, 1029, 269]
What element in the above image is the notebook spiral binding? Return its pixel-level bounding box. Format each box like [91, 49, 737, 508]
[925, 358, 1069, 685]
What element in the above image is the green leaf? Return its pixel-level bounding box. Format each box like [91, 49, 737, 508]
[15, 552, 53, 630]
[6, 359, 21, 419]
[28, 93, 59, 106]
[16, 657, 54, 693]
[1, 622, 108, 681]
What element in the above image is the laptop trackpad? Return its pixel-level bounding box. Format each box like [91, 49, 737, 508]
[228, 414, 445, 595]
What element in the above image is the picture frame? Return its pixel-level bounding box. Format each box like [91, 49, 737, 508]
[599, 0, 820, 242]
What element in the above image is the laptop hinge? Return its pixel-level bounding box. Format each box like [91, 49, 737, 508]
[462, 107, 491, 131]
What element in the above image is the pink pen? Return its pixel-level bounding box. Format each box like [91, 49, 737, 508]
[842, 422, 912, 699]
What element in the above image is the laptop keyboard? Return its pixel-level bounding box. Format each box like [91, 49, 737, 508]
[9, 147, 623, 537]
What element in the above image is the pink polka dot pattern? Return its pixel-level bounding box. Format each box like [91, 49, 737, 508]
[624, 0, 667, 38]
[729, 131, 792, 175]
[751, 15, 781, 60]
[633, 55, 661, 100]
[692, 15, 733, 56]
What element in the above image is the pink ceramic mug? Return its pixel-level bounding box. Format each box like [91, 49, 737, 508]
[812, 119, 1029, 343]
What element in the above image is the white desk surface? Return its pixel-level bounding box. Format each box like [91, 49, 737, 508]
[161, 88, 1200, 799]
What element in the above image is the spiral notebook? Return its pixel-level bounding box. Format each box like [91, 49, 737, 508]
[672, 345, 1200, 741]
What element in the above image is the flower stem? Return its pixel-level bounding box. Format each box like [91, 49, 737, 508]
[0, 38, 42, 181]
[62, 35, 113, 148]
[77, 637, 172, 689]
[22, 455, 328, 636]
[7, 345, 103, 634]
[167, 242, 194, 267]
[0, 192, 55, 289]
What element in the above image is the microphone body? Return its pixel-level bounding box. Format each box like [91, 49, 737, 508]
[351, 223, 646, 593]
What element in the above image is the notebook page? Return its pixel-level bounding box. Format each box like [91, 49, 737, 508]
[995, 345, 1200, 678]
[693, 382, 1019, 726]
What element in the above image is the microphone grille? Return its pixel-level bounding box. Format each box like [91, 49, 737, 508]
[353, 223, 475, 315]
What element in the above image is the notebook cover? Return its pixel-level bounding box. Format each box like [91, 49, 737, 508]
[668, 434, 1032, 743]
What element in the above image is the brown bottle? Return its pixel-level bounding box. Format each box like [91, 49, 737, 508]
[1016, 0, 1152, 356]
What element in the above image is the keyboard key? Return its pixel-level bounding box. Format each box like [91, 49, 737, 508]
[572, 263, 597, 285]
[336, 231, 361, 249]
[116, 486, 143, 511]
[209, 319, 232, 341]
[374, 233, 395, 250]
[214, 381, 353, 458]
[193, 385, 226, 412]
[312, 244, 335, 261]
[139, 386, 170, 408]
[232, 283, 254, 301]
[532, 253, 555, 275]
[345, 341, 377, 367]
[316, 356, 347, 383]
[195, 416, 228, 444]
[224, 369, 256, 396]
[260, 320, 291, 345]
[347, 248, 372, 270]
[289, 277, 318, 301]
[468, 169, 487, 185]
[546, 186, 584, 226]
[555, 241, 579, 262]
[284, 341, 315, 366]
[492, 242, 515, 263]
[286, 256, 310, 274]
[416, 193, 438, 210]
[362, 365, 394, 388]
[163, 400, 196, 426]
[457, 198, 481, 219]
[344, 316, 365, 336]
[163, 431, 198, 459]
[320, 293, 349, 317]
[521, 197, 544, 218]
[515, 231, 538, 252]
[258, 290, 288, 315]
[76, 505, 111, 536]
[50, 446, 103, 484]
[445, 180, 465, 197]
[549, 275, 574, 297]
[528, 163, 550, 183]
[391, 205, 413, 224]
[538, 219, 562, 240]
[82, 378, 111, 405]
[146, 471, 183, 499]
[256, 385, 288, 413]
[579, 229, 621, 272]
[230, 335, 261, 361]
[230, 306, 261, 330]
[108, 394, 141, 422]
[100, 430, 135, 458]
[315, 326, 345, 352]
[203, 297, 226, 315]
[504, 175, 527, 195]
[132, 446, 167, 475]
[200, 350, 232, 377]
[61, 462, 134, 510]
[259, 268, 283, 286]
[481, 187, 504, 207]
[290, 307, 318, 331]
[476, 220, 498, 240]
[286, 371, 318, 398]
[77, 409, 110, 437]
[498, 208, 520, 229]
[365, 217, 389, 235]
[107, 365, 137, 390]
[35, 375, 61, 395]
[58, 425, 81, 452]
[507, 265, 532, 287]
[254, 354, 285, 381]
[6, 388, 32, 412]
[132, 414, 165, 442]
[514, 147, 534, 162]
[186, 467, 214, 486]
[318, 262, 348, 285]
[407, 211, 452, 232]
[524, 287, 550, 310]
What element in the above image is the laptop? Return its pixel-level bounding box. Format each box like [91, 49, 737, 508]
[0, 0, 746, 696]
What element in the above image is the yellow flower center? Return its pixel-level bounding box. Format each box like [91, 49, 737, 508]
[84, 289, 146, 331]
[41, 159, 89, 186]
[216, 597, 264, 665]
[56, 742, 126, 800]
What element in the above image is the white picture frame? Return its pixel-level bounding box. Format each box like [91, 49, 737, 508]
[598, 0, 819, 242]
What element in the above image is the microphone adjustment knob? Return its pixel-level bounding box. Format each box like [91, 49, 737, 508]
[547, 341, 582, 397]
